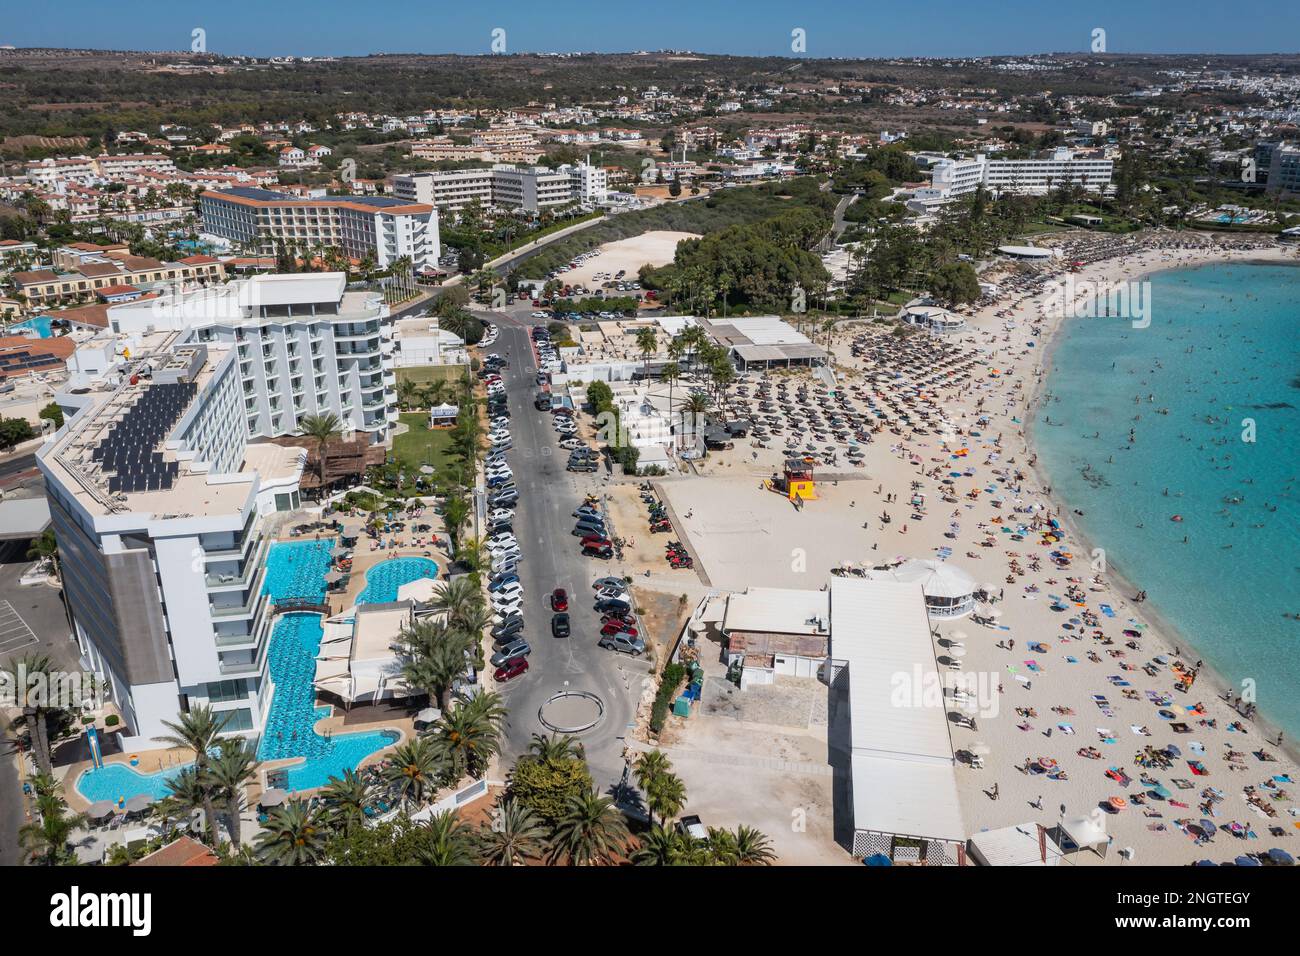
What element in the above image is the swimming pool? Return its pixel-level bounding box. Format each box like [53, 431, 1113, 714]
[8, 316, 53, 338]
[75, 761, 190, 804]
[357, 556, 440, 604]
[262, 538, 335, 605]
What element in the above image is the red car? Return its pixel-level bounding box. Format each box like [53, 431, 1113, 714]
[600, 621, 638, 638]
[550, 588, 569, 612]
[601, 613, 636, 628]
[581, 534, 611, 548]
[494, 657, 529, 682]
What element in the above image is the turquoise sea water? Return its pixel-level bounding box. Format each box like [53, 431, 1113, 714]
[1035, 261, 1300, 736]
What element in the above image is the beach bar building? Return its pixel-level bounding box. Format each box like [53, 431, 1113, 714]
[830, 578, 965, 863]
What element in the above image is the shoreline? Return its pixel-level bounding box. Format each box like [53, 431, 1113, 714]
[1017, 243, 1300, 766]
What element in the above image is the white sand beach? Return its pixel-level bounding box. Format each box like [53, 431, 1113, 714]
[654, 233, 1300, 863]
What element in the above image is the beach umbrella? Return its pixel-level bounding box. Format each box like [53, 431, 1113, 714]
[950, 630, 968, 643]
[87, 800, 116, 821]
[331, 546, 351, 558]
[260, 788, 288, 808]
[864, 853, 893, 866]
[1234, 855, 1261, 867]
[1268, 848, 1295, 866]
[419, 464, 435, 475]
[124, 794, 153, 814]
[415, 706, 441, 725]
[947, 645, 966, 660]
[324, 570, 344, 584]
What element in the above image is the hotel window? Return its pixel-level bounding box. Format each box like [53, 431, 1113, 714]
[206, 678, 249, 703]
[217, 707, 254, 733]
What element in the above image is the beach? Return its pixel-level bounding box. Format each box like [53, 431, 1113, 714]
[649, 233, 1300, 863]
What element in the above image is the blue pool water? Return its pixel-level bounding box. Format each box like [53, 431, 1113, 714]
[1035, 261, 1300, 737]
[262, 538, 335, 605]
[356, 556, 440, 604]
[78, 540, 430, 801]
[76, 762, 189, 804]
[9, 315, 53, 338]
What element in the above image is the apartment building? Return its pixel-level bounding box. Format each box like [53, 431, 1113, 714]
[1267, 144, 1300, 196]
[198, 187, 440, 272]
[11, 253, 227, 310]
[38, 338, 307, 746]
[926, 148, 1114, 200]
[92, 154, 177, 178]
[392, 162, 607, 214]
[107, 272, 399, 447]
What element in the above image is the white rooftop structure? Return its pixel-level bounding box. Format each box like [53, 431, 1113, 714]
[830, 578, 964, 860]
[868, 558, 978, 619]
[723, 586, 830, 636]
[968, 824, 1063, 866]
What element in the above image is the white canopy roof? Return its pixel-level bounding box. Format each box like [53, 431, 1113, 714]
[886, 559, 977, 600]
[968, 824, 1061, 866]
[831, 578, 964, 843]
[429, 402, 459, 418]
[1061, 814, 1110, 853]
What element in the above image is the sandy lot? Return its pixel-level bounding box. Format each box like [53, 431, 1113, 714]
[559, 230, 699, 289]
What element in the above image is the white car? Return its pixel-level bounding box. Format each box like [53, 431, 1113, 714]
[489, 432, 511, 445]
[595, 585, 629, 602]
[489, 508, 515, 524]
[486, 465, 513, 477]
[492, 582, 524, 603]
[558, 437, 585, 450]
[492, 603, 523, 624]
[486, 533, 518, 548]
[531, 311, 548, 318]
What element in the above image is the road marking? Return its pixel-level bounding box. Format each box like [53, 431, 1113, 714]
[0, 600, 40, 653]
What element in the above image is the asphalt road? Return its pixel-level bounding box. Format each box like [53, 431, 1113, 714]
[484, 313, 648, 793]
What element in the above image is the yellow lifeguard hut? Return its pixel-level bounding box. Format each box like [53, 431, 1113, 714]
[779, 458, 818, 502]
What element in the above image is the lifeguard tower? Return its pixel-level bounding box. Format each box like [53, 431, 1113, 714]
[775, 458, 817, 503]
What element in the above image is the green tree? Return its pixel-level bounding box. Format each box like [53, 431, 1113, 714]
[38, 402, 64, 430]
[507, 752, 593, 827]
[155, 704, 228, 845]
[383, 737, 445, 808]
[476, 798, 548, 866]
[416, 810, 479, 866]
[320, 769, 375, 835]
[427, 690, 507, 781]
[547, 790, 631, 866]
[19, 773, 86, 865]
[256, 800, 328, 865]
[204, 739, 259, 850]
[299, 412, 342, 490]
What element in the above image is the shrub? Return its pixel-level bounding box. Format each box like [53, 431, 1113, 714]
[104, 715, 120, 727]
[649, 662, 688, 735]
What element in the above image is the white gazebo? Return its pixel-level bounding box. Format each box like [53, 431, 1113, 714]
[870, 559, 978, 619]
[429, 403, 459, 427]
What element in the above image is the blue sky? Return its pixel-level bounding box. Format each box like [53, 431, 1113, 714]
[7, 1, 1298, 58]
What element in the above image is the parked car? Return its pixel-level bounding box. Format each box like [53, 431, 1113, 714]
[600, 621, 638, 638]
[551, 613, 571, 638]
[494, 657, 529, 682]
[489, 639, 531, 668]
[598, 632, 645, 656]
[594, 597, 631, 614]
[592, 576, 626, 590]
[583, 544, 614, 560]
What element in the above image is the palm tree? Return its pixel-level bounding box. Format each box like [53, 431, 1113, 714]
[428, 691, 506, 780]
[320, 769, 374, 834]
[476, 798, 547, 866]
[397, 379, 420, 410]
[547, 790, 630, 866]
[442, 495, 470, 552]
[25, 529, 59, 580]
[429, 577, 480, 626]
[204, 740, 259, 850]
[635, 326, 658, 378]
[632, 749, 671, 792]
[299, 412, 342, 490]
[255, 799, 327, 865]
[528, 733, 584, 763]
[161, 767, 209, 836]
[660, 361, 680, 447]
[730, 824, 777, 865]
[382, 737, 444, 808]
[645, 770, 687, 828]
[2, 653, 63, 774]
[154, 705, 227, 844]
[630, 823, 691, 866]
[397, 617, 472, 713]
[19, 774, 86, 865]
[417, 810, 479, 866]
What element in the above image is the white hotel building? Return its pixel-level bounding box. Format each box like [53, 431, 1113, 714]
[392, 161, 607, 214]
[107, 273, 399, 447]
[912, 149, 1114, 210]
[199, 187, 440, 272]
[39, 338, 308, 747]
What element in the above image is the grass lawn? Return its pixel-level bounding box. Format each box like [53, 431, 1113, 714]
[392, 412, 457, 474]
[396, 365, 472, 387]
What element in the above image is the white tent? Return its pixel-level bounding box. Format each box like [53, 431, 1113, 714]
[429, 403, 459, 426]
[871, 559, 977, 619]
[1060, 815, 1110, 858]
[968, 824, 1062, 866]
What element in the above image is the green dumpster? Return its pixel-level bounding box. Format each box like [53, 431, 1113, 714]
[672, 697, 692, 717]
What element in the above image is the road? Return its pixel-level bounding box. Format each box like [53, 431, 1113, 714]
[484, 312, 648, 793]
